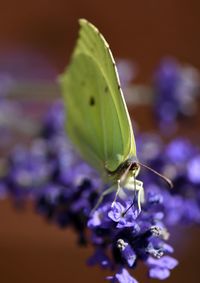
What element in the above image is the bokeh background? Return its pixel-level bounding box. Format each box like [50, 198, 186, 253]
[0, 1, 200, 282]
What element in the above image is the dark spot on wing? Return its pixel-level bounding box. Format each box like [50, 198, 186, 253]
[104, 86, 108, 93]
[89, 96, 95, 106]
[118, 85, 121, 90]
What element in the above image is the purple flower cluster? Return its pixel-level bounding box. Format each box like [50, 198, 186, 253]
[88, 200, 178, 282]
[1, 55, 200, 282]
[154, 57, 200, 133]
[0, 101, 182, 282]
[137, 134, 200, 226]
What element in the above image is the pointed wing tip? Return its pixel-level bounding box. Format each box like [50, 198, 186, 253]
[78, 18, 99, 33]
[79, 18, 88, 27]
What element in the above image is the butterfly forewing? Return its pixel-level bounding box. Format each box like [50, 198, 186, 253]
[60, 19, 137, 174]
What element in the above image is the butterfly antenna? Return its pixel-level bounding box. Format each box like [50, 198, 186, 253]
[137, 162, 173, 188]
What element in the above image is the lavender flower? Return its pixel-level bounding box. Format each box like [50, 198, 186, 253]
[0, 50, 57, 80]
[154, 57, 200, 132]
[0, 99, 181, 282]
[3, 63, 200, 282]
[138, 134, 200, 225]
[117, 59, 137, 88]
[147, 256, 178, 280]
[107, 268, 138, 283]
[88, 194, 177, 282]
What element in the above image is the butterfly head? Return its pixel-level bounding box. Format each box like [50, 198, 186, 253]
[106, 156, 140, 183]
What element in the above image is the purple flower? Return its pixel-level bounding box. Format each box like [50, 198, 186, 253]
[149, 267, 170, 280]
[88, 204, 111, 228]
[117, 239, 136, 267]
[108, 202, 139, 228]
[164, 138, 195, 164]
[87, 248, 111, 268]
[42, 100, 65, 138]
[147, 256, 178, 280]
[154, 58, 180, 128]
[0, 50, 57, 80]
[108, 202, 125, 221]
[117, 59, 137, 87]
[3, 53, 200, 283]
[1, 98, 192, 282]
[107, 268, 138, 283]
[154, 57, 200, 131]
[187, 155, 200, 184]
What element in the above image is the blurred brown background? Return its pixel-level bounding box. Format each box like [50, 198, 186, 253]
[0, 1, 200, 282]
[1, 0, 200, 81]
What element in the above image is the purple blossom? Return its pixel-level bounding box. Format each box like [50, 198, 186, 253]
[2, 85, 200, 282]
[164, 138, 195, 164]
[0, 50, 57, 80]
[187, 155, 200, 184]
[108, 202, 125, 221]
[87, 248, 112, 268]
[42, 100, 65, 138]
[0, 100, 181, 282]
[154, 57, 200, 132]
[117, 59, 137, 87]
[88, 204, 111, 228]
[108, 202, 139, 228]
[149, 267, 170, 280]
[107, 268, 138, 283]
[147, 256, 178, 280]
[117, 239, 136, 267]
[138, 133, 200, 226]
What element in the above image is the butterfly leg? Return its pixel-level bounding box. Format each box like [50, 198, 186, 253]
[125, 178, 144, 213]
[135, 180, 144, 212]
[91, 185, 116, 215]
[111, 179, 121, 207]
[137, 184, 142, 212]
[134, 176, 144, 212]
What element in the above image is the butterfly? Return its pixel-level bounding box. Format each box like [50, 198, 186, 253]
[60, 19, 172, 213]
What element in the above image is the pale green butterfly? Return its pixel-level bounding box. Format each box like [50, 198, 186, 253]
[60, 19, 172, 213]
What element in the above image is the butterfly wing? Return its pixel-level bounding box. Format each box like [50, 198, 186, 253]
[60, 19, 137, 174]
